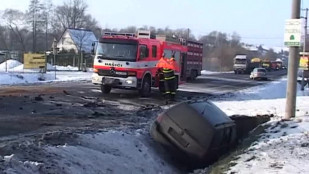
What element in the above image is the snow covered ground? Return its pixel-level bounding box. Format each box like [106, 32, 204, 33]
[213, 78, 309, 117]
[0, 59, 92, 85]
[1, 131, 179, 174]
[201, 70, 233, 75]
[210, 78, 309, 174]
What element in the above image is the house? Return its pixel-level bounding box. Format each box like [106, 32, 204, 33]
[57, 28, 97, 54]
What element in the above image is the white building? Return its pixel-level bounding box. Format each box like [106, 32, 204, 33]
[57, 28, 97, 54]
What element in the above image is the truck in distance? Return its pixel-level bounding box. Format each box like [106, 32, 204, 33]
[233, 54, 261, 74]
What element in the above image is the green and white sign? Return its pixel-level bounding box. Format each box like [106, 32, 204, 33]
[284, 19, 302, 47]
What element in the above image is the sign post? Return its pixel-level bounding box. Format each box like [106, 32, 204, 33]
[284, 19, 302, 47]
[284, 0, 301, 120]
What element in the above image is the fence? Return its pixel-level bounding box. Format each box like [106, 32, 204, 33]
[0, 52, 94, 74]
[47, 53, 94, 71]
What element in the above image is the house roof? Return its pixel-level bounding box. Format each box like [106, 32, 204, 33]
[61, 28, 97, 53]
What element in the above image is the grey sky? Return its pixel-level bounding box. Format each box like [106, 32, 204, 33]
[1, 0, 309, 47]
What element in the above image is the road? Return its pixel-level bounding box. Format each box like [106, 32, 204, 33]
[0, 70, 286, 140]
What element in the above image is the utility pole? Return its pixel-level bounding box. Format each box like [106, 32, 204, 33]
[285, 0, 301, 119]
[301, 8, 308, 90]
[187, 28, 190, 41]
[303, 8, 308, 52]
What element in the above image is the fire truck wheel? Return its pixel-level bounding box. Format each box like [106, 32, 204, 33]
[139, 77, 151, 97]
[101, 85, 112, 94]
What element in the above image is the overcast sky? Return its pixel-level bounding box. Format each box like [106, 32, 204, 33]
[1, 0, 309, 47]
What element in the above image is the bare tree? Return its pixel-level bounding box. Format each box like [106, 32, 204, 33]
[70, 29, 93, 70]
[264, 49, 278, 61]
[55, 0, 88, 30]
[41, 0, 54, 51]
[27, 0, 46, 52]
[0, 25, 9, 50]
[2, 9, 29, 52]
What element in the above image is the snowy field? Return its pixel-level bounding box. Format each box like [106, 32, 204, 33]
[0, 59, 92, 85]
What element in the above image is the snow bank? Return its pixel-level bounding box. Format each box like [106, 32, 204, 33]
[220, 77, 308, 100]
[0, 60, 83, 72]
[46, 131, 178, 174]
[201, 70, 233, 75]
[213, 78, 309, 117]
[227, 117, 309, 174]
[2, 131, 179, 174]
[0, 73, 56, 85]
[0, 71, 92, 85]
[0, 59, 22, 71]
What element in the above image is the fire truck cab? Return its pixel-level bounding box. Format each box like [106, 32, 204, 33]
[92, 30, 187, 97]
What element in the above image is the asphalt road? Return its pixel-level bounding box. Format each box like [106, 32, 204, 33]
[0, 70, 287, 140]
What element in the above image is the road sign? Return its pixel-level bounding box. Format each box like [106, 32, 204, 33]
[24, 53, 46, 69]
[284, 19, 302, 47]
[299, 55, 309, 70]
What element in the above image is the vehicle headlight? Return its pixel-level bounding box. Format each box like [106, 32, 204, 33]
[126, 80, 133, 84]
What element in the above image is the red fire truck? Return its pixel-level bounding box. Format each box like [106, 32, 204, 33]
[92, 30, 191, 97]
[186, 40, 203, 80]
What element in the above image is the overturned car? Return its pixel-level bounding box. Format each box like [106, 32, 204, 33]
[151, 100, 237, 166]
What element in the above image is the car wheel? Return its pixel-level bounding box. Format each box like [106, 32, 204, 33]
[139, 77, 151, 97]
[101, 85, 112, 94]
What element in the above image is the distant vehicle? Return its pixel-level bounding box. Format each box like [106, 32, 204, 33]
[151, 101, 237, 166]
[270, 61, 282, 70]
[261, 59, 271, 71]
[250, 68, 267, 80]
[233, 55, 261, 74]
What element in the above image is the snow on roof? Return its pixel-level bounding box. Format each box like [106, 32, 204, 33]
[67, 28, 97, 53]
[272, 46, 289, 53]
[244, 45, 258, 51]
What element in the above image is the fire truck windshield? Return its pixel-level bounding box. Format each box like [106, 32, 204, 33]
[96, 42, 137, 61]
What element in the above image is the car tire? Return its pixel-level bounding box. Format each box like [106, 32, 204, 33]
[101, 85, 112, 94]
[139, 77, 151, 97]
